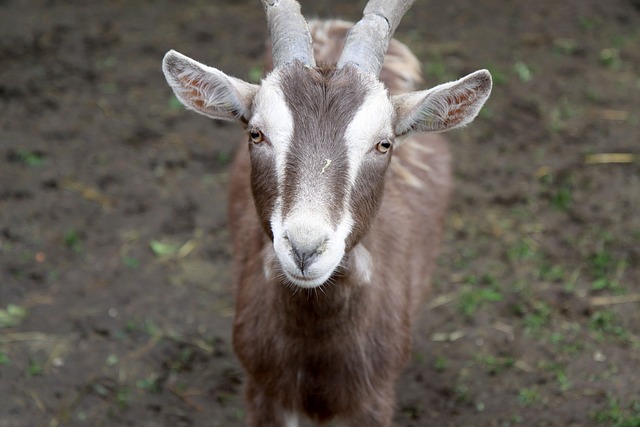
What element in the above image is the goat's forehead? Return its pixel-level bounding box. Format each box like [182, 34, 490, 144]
[252, 65, 394, 137]
[251, 75, 293, 138]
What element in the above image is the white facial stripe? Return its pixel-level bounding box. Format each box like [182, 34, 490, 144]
[344, 79, 394, 189]
[253, 72, 297, 284]
[251, 72, 293, 188]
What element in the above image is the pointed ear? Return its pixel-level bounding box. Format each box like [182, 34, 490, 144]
[392, 69, 492, 136]
[162, 50, 259, 123]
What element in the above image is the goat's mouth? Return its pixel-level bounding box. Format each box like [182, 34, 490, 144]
[273, 238, 344, 289]
[270, 210, 352, 289]
[282, 267, 336, 289]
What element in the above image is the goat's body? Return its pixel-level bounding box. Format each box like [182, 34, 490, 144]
[165, 2, 490, 422]
[229, 21, 452, 426]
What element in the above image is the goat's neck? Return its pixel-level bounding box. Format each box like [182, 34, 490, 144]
[267, 243, 376, 336]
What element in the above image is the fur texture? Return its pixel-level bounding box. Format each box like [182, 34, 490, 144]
[162, 15, 491, 427]
[230, 22, 452, 426]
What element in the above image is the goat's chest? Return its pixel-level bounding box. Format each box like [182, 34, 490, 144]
[233, 287, 408, 418]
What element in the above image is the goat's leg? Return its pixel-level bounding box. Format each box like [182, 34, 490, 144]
[244, 379, 297, 427]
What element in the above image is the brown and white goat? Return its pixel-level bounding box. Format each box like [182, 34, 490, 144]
[162, 0, 491, 425]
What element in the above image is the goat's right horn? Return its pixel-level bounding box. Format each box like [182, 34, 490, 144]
[337, 0, 416, 76]
[261, 0, 316, 68]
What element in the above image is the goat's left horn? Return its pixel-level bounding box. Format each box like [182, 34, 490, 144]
[261, 0, 316, 68]
[337, 0, 416, 76]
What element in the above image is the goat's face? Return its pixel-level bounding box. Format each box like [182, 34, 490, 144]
[163, 48, 491, 288]
[249, 63, 394, 287]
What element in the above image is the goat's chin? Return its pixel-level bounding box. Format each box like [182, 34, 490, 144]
[274, 250, 344, 289]
[282, 268, 335, 289]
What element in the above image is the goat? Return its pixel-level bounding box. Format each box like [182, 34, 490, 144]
[162, 0, 492, 425]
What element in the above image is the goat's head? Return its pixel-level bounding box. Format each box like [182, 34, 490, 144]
[162, 0, 492, 288]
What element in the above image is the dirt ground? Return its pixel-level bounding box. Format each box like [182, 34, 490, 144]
[1, 0, 639, 426]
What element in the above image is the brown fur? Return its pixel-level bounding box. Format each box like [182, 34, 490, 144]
[229, 21, 451, 426]
[279, 64, 363, 228]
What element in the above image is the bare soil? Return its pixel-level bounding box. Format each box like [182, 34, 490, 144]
[1, 1, 639, 426]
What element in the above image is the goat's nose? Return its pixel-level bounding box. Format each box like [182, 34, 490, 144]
[287, 233, 325, 273]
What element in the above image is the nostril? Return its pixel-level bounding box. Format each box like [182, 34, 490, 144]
[292, 248, 316, 274]
[287, 235, 326, 274]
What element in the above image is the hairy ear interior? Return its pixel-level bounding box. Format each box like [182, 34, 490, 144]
[392, 69, 492, 135]
[162, 50, 259, 122]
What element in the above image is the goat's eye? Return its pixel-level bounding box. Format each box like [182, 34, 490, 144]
[376, 139, 392, 154]
[249, 130, 264, 144]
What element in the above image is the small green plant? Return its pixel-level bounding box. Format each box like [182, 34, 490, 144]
[578, 15, 602, 31]
[99, 82, 119, 94]
[216, 150, 232, 165]
[149, 240, 180, 257]
[585, 88, 602, 103]
[523, 301, 552, 334]
[13, 149, 46, 167]
[0, 304, 28, 328]
[93, 383, 109, 396]
[413, 351, 426, 364]
[235, 409, 246, 421]
[64, 228, 83, 252]
[518, 386, 541, 406]
[614, 417, 640, 427]
[553, 38, 579, 55]
[599, 48, 622, 68]
[105, 354, 118, 367]
[589, 240, 625, 293]
[547, 100, 584, 134]
[542, 362, 572, 391]
[136, 373, 162, 393]
[510, 415, 524, 424]
[452, 246, 479, 270]
[0, 351, 11, 366]
[115, 387, 131, 409]
[612, 400, 640, 426]
[425, 54, 447, 80]
[27, 359, 44, 377]
[552, 184, 573, 211]
[513, 61, 533, 83]
[475, 353, 515, 375]
[96, 55, 117, 70]
[538, 169, 575, 210]
[556, 370, 572, 391]
[247, 65, 263, 83]
[125, 320, 139, 333]
[433, 356, 447, 372]
[142, 317, 161, 337]
[458, 287, 503, 318]
[594, 395, 625, 423]
[589, 310, 629, 341]
[453, 383, 471, 404]
[168, 95, 184, 110]
[538, 263, 566, 282]
[170, 348, 194, 372]
[507, 238, 538, 262]
[122, 256, 140, 268]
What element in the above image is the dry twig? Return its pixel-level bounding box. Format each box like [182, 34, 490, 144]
[585, 153, 635, 165]
[590, 293, 640, 306]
